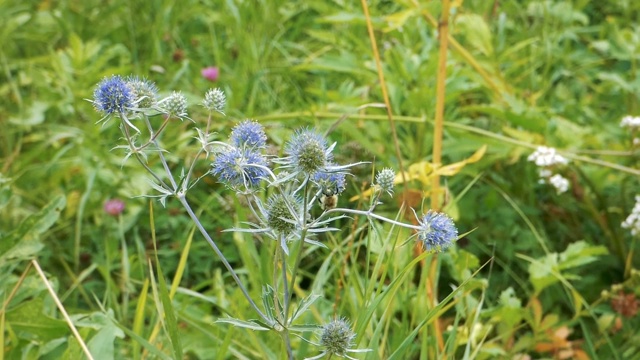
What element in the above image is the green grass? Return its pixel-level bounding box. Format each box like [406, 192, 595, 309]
[2, 0, 640, 359]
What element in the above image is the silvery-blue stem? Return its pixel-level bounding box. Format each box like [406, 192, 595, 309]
[177, 194, 271, 324]
[326, 207, 422, 231]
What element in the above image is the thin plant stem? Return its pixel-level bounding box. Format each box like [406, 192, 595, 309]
[32, 260, 95, 360]
[142, 115, 177, 191]
[284, 182, 311, 324]
[360, 0, 406, 185]
[279, 251, 294, 359]
[428, 0, 452, 353]
[121, 119, 171, 190]
[177, 195, 271, 324]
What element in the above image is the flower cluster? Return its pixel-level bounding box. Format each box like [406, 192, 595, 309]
[622, 196, 640, 236]
[92, 75, 135, 117]
[305, 317, 369, 360]
[416, 210, 458, 253]
[527, 146, 568, 167]
[211, 120, 269, 192]
[620, 115, 640, 129]
[203, 88, 226, 114]
[375, 168, 395, 195]
[620, 115, 640, 146]
[91, 77, 461, 360]
[527, 146, 570, 194]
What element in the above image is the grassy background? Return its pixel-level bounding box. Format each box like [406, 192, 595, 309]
[2, 0, 640, 359]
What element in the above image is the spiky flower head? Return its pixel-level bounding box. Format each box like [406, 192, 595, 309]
[320, 318, 356, 357]
[285, 129, 331, 175]
[416, 210, 457, 253]
[92, 75, 134, 116]
[375, 168, 395, 195]
[231, 120, 267, 149]
[211, 146, 268, 190]
[125, 76, 158, 109]
[203, 88, 226, 114]
[313, 169, 346, 195]
[160, 91, 188, 119]
[266, 194, 299, 236]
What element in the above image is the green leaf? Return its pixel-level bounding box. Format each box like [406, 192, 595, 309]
[5, 297, 68, 342]
[155, 258, 183, 360]
[215, 318, 271, 331]
[497, 287, 523, 328]
[558, 241, 608, 270]
[455, 14, 494, 56]
[0, 195, 66, 264]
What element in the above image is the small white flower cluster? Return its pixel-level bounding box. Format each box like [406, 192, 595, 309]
[622, 196, 640, 236]
[620, 115, 640, 146]
[528, 146, 570, 194]
[620, 115, 640, 129]
[527, 146, 569, 167]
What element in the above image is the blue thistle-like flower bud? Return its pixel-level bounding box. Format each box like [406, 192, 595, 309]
[160, 91, 188, 119]
[313, 169, 346, 195]
[375, 168, 395, 195]
[203, 88, 226, 114]
[230, 120, 267, 149]
[211, 146, 268, 190]
[417, 210, 458, 253]
[285, 129, 331, 175]
[93, 75, 134, 116]
[320, 318, 356, 357]
[125, 76, 158, 109]
[266, 194, 299, 236]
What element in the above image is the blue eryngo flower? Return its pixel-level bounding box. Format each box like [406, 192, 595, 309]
[92, 75, 134, 117]
[313, 169, 346, 195]
[125, 76, 158, 109]
[305, 317, 369, 360]
[160, 91, 188, 119]
[203, 88, 226, 114]
[211, 146, 268, 191]
[375, 168, 395, 196]
[285, 129, 333, 175]
[230, 120, 267, 149]
[416, 210, 458, 253]
[266, 193, 300, 237]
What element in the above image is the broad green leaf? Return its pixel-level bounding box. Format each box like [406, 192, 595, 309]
[0, 195, 66, 264]
[5, 297, 68, 342]
[455, 14, 494, 56]
[497, 287, 523, 328]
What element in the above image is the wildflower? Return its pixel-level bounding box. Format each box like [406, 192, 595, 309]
[211, 146, 268, 190]
[201, 66, 219, 82]
[305, 317, 369, 360]
[266, 194, 299, 236]
[611, 291, 639, 318]
[313, 169, 346, 195]
[284, 129, 332, 175]
[622, 196, 640, 236]
[548, 174, 569, 194]
[416, 210, 458, 253]
[375, 168, 395, 195]
[125, 76, 159, 109]
[230, 120, 267, 149]
[527, 146, 568, 167]
[620, 115, 640, 129]
[104, 199, 125, 216]
[92, 75, 134, 116]
[203, 88, 226, 114]
[160, 91, 188, 119]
